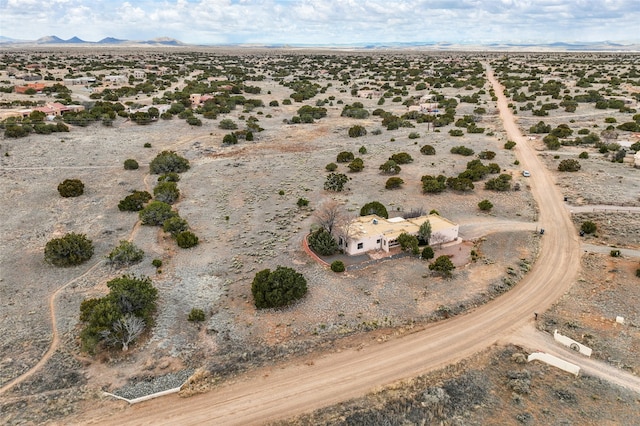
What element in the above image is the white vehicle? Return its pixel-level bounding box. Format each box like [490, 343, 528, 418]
[522, 170, 531, 177]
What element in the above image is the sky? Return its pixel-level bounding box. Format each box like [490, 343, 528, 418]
[1, 0, 639, 45]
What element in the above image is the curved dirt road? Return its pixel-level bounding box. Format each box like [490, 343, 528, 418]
[82, 65, 582, 425]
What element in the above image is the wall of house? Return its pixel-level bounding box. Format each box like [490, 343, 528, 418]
[344, 234, 382, 256]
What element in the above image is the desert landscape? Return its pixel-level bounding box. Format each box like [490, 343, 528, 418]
[1, 48, 639, 425]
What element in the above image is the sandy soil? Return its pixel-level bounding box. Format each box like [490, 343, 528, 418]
[1, 50, 639, 425]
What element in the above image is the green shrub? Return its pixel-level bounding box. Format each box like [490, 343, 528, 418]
[57, 179, 84, 197]
[385, 177, 404, 189]
[143, 142, 152, 148]
[44, 232, 94, 267]
[389, 152, 413, 164]
[153, 181, 180, 204]
[397, 233, 420, 255]
[123, 159, 139, 170]
[336, 151, 355, 163]
[348, 125, 367, 138]
[219, 118, 238, 130]
[504, 140, 516, 150]
[581, 221, 597, 234]
[408, 132, 420, 139]
[118, 190, 152, 212]
[251, 266, 307, 309]
[308, 228, 338, 255]
[348, 158, 364, 172]
[478, 199, 493, 211]
[152, 258, 163, 268]
[360, 201, 389, 219]
[175, 231, 199, 248]
[297, 198, 309, 208]
[330, 260, 346, 273]
[325, 162, 338, 172]
[324, 173, 349, 192]
[107, 241, 144, 267]
[420, 145, 436, 155]
[163, 216, 189, 236]
[421, 246, 435, 260]
[578, 151, 589, 159]
[450, 146, 474, 156]
[558, 159, 581, 172]
[139, 201, 177, 226]
[149, 151, 190, 174]
[223, 132, 238, 145]
[359, 146, 367, 154]
[188, 308, 206, 322]
[636, 268, 640, 278]
[158, 172, 180, 182]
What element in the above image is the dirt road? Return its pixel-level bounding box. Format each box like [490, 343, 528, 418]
[79, 65, 582, 425]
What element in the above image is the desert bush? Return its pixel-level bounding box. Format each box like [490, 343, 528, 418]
[158, 172, 180, 183]
[398, 233, 420, 255]
[123, 159, 139, 170]
[308, 228, 338, 255]
[581, 221, 597, 234]
[175, 231, 199, 248]
[219, 118, 238, 130]
[330, 260, 345, 273]
[485, 174, 512, 191]
[297, 198, 309, 208]
[359, 146, 367, 154]
[478, 199, 493, 211]
[118, 190, 152, 212]
[360, 201, 388, 219]
[449, 129, 464, 137]
[139, 201, 177, 226]
[450, 146, 474, 156]
[348, 158, 364, 172]
[107, 240, 144, 267]
[149, 151, 190, 174]
[421, 245, 435, 260]
[504, 140, 516, 150]
[389, 152, 413, 164]
[385, 177, 404, 189]
[429, 255, 455, 277]
[325, 162, 338, 172]
[44, 232, 94, 267]
[324, 173, 349, 191]
[188, 308, 206, 322]
[408, 132, 420, 139]
[478, 150, 496, 160]
[379, 160, 401, 175]
[251, 266, 307, 309]
[578, 151, 589, 159]
[222, 132, 238, 145]
[162, 216, 189, 236]
[153, 181, 180, 204]
[79, 274, 157, 352]
[348, 125, 367, 138]
[558, 159, 581, 172]
[152, 258, 163, 268]
[420, 144, 436, 155]
[57, 179, 84, 197]
[336, 151, 355, 163]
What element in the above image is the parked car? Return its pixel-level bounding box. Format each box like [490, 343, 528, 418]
[522, 170, 531, 177]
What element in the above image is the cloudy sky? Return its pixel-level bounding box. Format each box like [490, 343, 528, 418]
[1, 0, 639, 45]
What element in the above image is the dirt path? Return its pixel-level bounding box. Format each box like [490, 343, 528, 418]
[0, 259, 103, 395]
[68, 63, 584, 425]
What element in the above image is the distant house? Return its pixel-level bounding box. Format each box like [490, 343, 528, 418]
[15, 83, 46, 94]
[131, 69, 146, 79]
[34, 103, 84, 117]
[189, 93, 215, 106]
[338, 214, 459, 256]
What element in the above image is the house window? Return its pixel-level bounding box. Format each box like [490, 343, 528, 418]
[357, 242, 363, 250]
[376, 239, 381, 244]
[339, 237, 344, 246]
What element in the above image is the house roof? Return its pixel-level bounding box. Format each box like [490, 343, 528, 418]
[348, 214, 458, 240]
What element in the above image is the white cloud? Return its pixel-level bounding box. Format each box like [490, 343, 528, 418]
[0, 0, 638, 44]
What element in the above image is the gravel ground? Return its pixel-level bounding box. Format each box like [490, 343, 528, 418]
[112, 369, 194, 400]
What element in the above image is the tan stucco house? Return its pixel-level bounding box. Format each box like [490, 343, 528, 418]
[338, 214, 459, 256]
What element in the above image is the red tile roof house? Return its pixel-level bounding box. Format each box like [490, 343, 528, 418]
[15, 83, 46, 94]
[34, 103, 84, 117]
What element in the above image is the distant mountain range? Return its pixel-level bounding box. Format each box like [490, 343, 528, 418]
[0, 35, 638, 51]
[0, 35, 186, 46]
